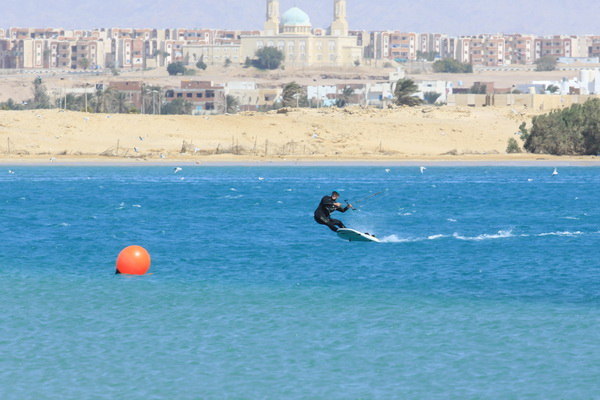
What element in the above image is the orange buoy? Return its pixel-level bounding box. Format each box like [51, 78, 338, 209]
[116, 245, 151, 275]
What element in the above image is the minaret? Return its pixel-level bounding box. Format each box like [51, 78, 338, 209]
[264, 0, 280, 36]
[330, 0, 348, 36]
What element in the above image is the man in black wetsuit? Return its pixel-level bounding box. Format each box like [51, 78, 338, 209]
[314, 191, 353, 232]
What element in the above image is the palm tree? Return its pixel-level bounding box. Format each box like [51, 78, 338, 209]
[92, 87, 104, 113]
[225, 95, 240, 114]
[141, 85, 162, 114]
[114, 92, 130, 114]
[336, 86, 355, 108]
[393, 78, 422, 107]
[282, 81, 304, 108]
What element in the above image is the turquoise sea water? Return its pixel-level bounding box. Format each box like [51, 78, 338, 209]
[1, 166, 599, 399]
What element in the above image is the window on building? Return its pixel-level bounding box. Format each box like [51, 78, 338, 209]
[196, 93, 203, 98]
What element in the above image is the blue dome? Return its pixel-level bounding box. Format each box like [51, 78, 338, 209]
[281, 7, 311, 26]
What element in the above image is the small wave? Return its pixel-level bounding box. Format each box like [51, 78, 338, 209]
[381, 234, 448, 243]
[562, 217, 580, 220]
[447, 218, 457, 222]
[537, 231, 583, 237]
[453, 230, 514, 241]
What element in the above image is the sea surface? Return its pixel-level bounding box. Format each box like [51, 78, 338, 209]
[1, 166, 599, 399]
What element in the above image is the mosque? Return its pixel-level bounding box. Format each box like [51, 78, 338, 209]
[240, 0, 362, 67]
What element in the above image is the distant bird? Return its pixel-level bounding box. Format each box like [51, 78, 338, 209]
[385, 169, 391, 173]
[258, 177, 265, 181]
[420, 166, 426, 174]
[194, 147, 200, 154]
[133, 147, 139, 153]
[138, 136, 144, 141]
[49, 157, 56, 162]
[552, 167, 558, 176]
[160, 154, 166, 158]
[8, 170, 14, 174]
[83, 117, 89, 122]
[174, 167, 182, 174]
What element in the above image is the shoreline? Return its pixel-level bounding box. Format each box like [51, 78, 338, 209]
[1, 154, 599, 167]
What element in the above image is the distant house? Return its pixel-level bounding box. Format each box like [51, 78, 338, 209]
[164, 80, 225, 114]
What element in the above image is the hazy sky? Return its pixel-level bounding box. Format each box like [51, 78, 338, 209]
[4, 0, 600, 36]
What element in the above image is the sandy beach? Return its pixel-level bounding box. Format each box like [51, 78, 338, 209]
[0, 104, 599, 166]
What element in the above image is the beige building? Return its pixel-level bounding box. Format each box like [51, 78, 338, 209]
[240, 0, 362, 67]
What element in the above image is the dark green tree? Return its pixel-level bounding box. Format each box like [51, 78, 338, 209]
[196, 56, 207, 70]
[167, 61, 186, 75]
[506, 138, 522, 153]
[522, 99, 600, 155]
[535, 56, 558, 72]
[254, 47, 284, 70]
[469, 83, 487, 94]
[432, 58, 473, 73]
[393, 78, 422, 107]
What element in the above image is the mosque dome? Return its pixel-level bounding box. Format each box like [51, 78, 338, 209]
[281, 7, 311, 26]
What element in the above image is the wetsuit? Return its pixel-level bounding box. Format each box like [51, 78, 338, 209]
[314, 195, 350, 232]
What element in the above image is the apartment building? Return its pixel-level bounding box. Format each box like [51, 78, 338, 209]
[504, 34, 535, 64]
[164, 80, 225, 114]
[534, 35, 579, 60]
[388, 32, 418, 61]
[585, 36, 600, 58]
[456, 35, 506, 66]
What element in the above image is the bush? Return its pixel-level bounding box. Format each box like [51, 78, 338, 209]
[167, 62, 186, 75]
[196, 57, 207, 70]
[432, 58, 473, 73]
[423, 91, 442, 105]
[535, 56, 558, 72]
[254, 47, 284, 70]
[524, 98, 600, 155]
[506, 138, 522, 153]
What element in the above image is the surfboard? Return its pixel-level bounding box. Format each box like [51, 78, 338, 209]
[336, 228, 380, 242]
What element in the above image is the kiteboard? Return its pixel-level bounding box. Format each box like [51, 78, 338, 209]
[336, 228, 380, 243]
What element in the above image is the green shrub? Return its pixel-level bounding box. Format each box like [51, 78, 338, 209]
[506, 138, 522, 153]
[524, 98, 600, 155]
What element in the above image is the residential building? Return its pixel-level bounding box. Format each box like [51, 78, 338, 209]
[164, 81, 226, 114]
[534, 35, 579, 60]
[457, 35, 506, 66]
[504, 34, 535, 65]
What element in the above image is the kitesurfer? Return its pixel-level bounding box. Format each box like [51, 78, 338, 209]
[314, 191, 353, 232]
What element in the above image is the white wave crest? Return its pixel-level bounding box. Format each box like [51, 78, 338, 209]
[453, 230, 514, 241]
[381, 234, 448, 243]
[537, 231, 583, 237]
